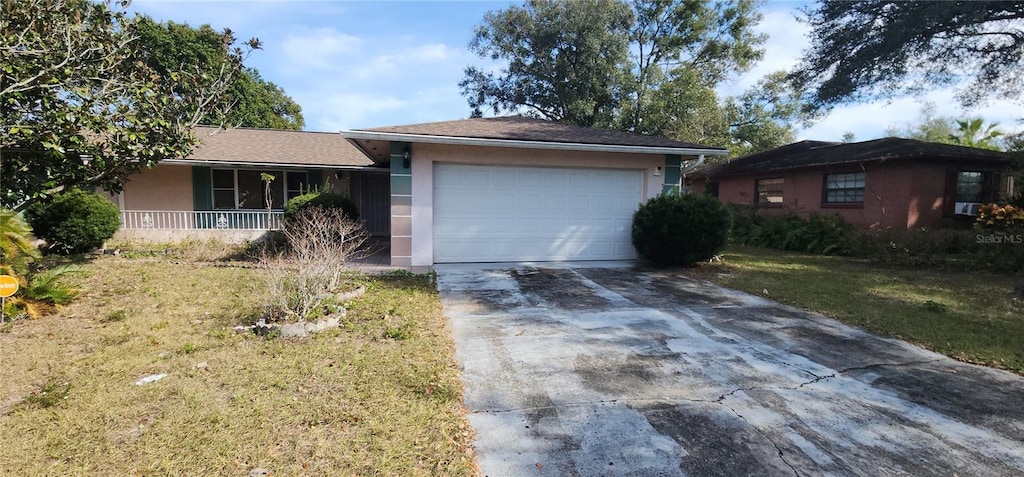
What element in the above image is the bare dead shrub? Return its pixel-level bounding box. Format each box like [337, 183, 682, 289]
[260, 207, 369, 321]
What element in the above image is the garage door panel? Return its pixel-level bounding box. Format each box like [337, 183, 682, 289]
[433, 164, 642, 263]
[615, 241, 637, 255]
[542, 172, 568, 188]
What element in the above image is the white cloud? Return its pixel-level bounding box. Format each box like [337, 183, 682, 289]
[306, 93, 410, 131]
[350, 43, 462, 80]
[798, 88, 1024, 141]
[716, 8, 809, 98]
[280, 28, 364, 70]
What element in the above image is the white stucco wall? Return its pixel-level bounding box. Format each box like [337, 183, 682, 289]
[409, 143, 666, 267]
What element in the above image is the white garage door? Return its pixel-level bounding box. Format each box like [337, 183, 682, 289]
[433, 163, 643, 263]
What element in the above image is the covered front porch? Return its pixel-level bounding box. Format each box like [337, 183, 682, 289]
[111, 165, 392, 244]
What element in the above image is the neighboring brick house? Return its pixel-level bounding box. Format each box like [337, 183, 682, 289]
[686, 138, 1016, 230]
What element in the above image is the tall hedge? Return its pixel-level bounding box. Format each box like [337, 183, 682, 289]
[25, 189, 121, 254]
[632, 193, 732, 266]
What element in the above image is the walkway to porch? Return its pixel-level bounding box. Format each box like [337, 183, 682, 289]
[347, 237, 400, 274]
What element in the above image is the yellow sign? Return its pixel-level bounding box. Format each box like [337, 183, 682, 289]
[0, 275, 19, 298]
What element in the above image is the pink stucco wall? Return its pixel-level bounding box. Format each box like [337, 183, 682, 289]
[121, 164, 194, 211]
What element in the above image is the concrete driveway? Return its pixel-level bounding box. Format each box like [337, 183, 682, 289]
[435, 264, 1024, 476]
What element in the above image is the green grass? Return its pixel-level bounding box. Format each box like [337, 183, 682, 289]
[0, 257, 475, 475]
[697, 246, 1024, 374]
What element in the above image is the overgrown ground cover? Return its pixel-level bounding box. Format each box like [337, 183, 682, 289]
[694, 246, 1024, 374]
[0, 256, 475, 475]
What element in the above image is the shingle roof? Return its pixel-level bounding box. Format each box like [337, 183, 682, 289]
[358, 116, 724, 151]
[185, 126, 373, 167]
[699, 138, 1012, 178]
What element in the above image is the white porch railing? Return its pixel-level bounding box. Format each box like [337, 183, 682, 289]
[121, 210, 284, 230]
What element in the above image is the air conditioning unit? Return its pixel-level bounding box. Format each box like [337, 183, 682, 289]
[954, 202, 982, 216]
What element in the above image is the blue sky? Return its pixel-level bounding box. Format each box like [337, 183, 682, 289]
[131, 0, 1022, 142]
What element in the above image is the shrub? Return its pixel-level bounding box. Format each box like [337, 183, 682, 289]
[802, 213, 854, 255]
[727, 203, 761, 244]
[261, 207, 370, 321]
[728, 207, 853, 255]
[845, 227, 1023, 273]
[0, 208, 81, 319]
[976, 203, 1024, 230]
[6, 265, 82, 319]
[283, 190, 359, 222]
[25, 189, 120, 254]
[632, 193, 731, 266]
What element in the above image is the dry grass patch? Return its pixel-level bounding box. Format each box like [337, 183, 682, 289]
[0, 257, 475, 475]
[690, 246, 1024, 374]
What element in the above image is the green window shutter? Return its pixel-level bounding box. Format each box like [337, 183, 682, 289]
[308, 169, 323, 192]
[192, 166, 212, 211]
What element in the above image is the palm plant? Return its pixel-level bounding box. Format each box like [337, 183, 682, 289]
[0, 209, 81, 319]
[0, 209, 40, 276]
[950, 118, 1004, 150]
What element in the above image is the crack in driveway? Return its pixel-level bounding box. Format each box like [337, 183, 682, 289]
[712, 358, 946, 403]
[472, 358, 950, 417]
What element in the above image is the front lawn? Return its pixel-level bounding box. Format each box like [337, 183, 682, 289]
[699, 246, 1024, 374]
[0, 257, 475, 475]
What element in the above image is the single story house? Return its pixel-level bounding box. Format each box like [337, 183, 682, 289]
[686, 138, 1015, 230]
[111, 116, 727, 268]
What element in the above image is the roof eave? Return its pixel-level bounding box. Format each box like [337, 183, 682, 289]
[708, 154, 1012, 178]
[339, 130, 728, 157]
[161, 158, 377, 170]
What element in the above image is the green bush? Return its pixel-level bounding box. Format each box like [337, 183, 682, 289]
[848, 227, 1024, 272]
[728, 206, 853, 255]
[283, 190, 359, 222]
[632, 193, 732, 266]
[25, 189, 120, 254]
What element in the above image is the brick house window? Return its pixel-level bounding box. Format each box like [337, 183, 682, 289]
[947, 170, 1001, 216]
[706, 181, 720, 199]
[755, 178, 784, 205]
[955, 171, 991, 202]
[824, 172, 865, 204]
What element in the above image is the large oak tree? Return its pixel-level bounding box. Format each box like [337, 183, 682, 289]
[133, 17, 304, 130]
[459, 0, 806, 156]
[792, 1, 1024, 112]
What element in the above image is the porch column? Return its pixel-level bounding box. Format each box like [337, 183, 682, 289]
[389, 142, 413, 268]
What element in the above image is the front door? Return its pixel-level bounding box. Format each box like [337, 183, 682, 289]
[357, 172, 390, 236]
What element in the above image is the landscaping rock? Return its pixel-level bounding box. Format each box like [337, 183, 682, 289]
[250, 311, 344, 338]
[134, 374, 167, 386]
[335, 285, 366, 302]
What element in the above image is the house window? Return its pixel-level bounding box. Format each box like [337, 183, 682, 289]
[212, 169, 236, 210]
[706, 181, 720, 199]
[951, 171, 1000, 216]
[955, 172, 987, 202]
[824, 172, 865, 204]
[286, 171, 311, 200]
[756, 178, 784, 205]
[211, 169, 309, 210]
